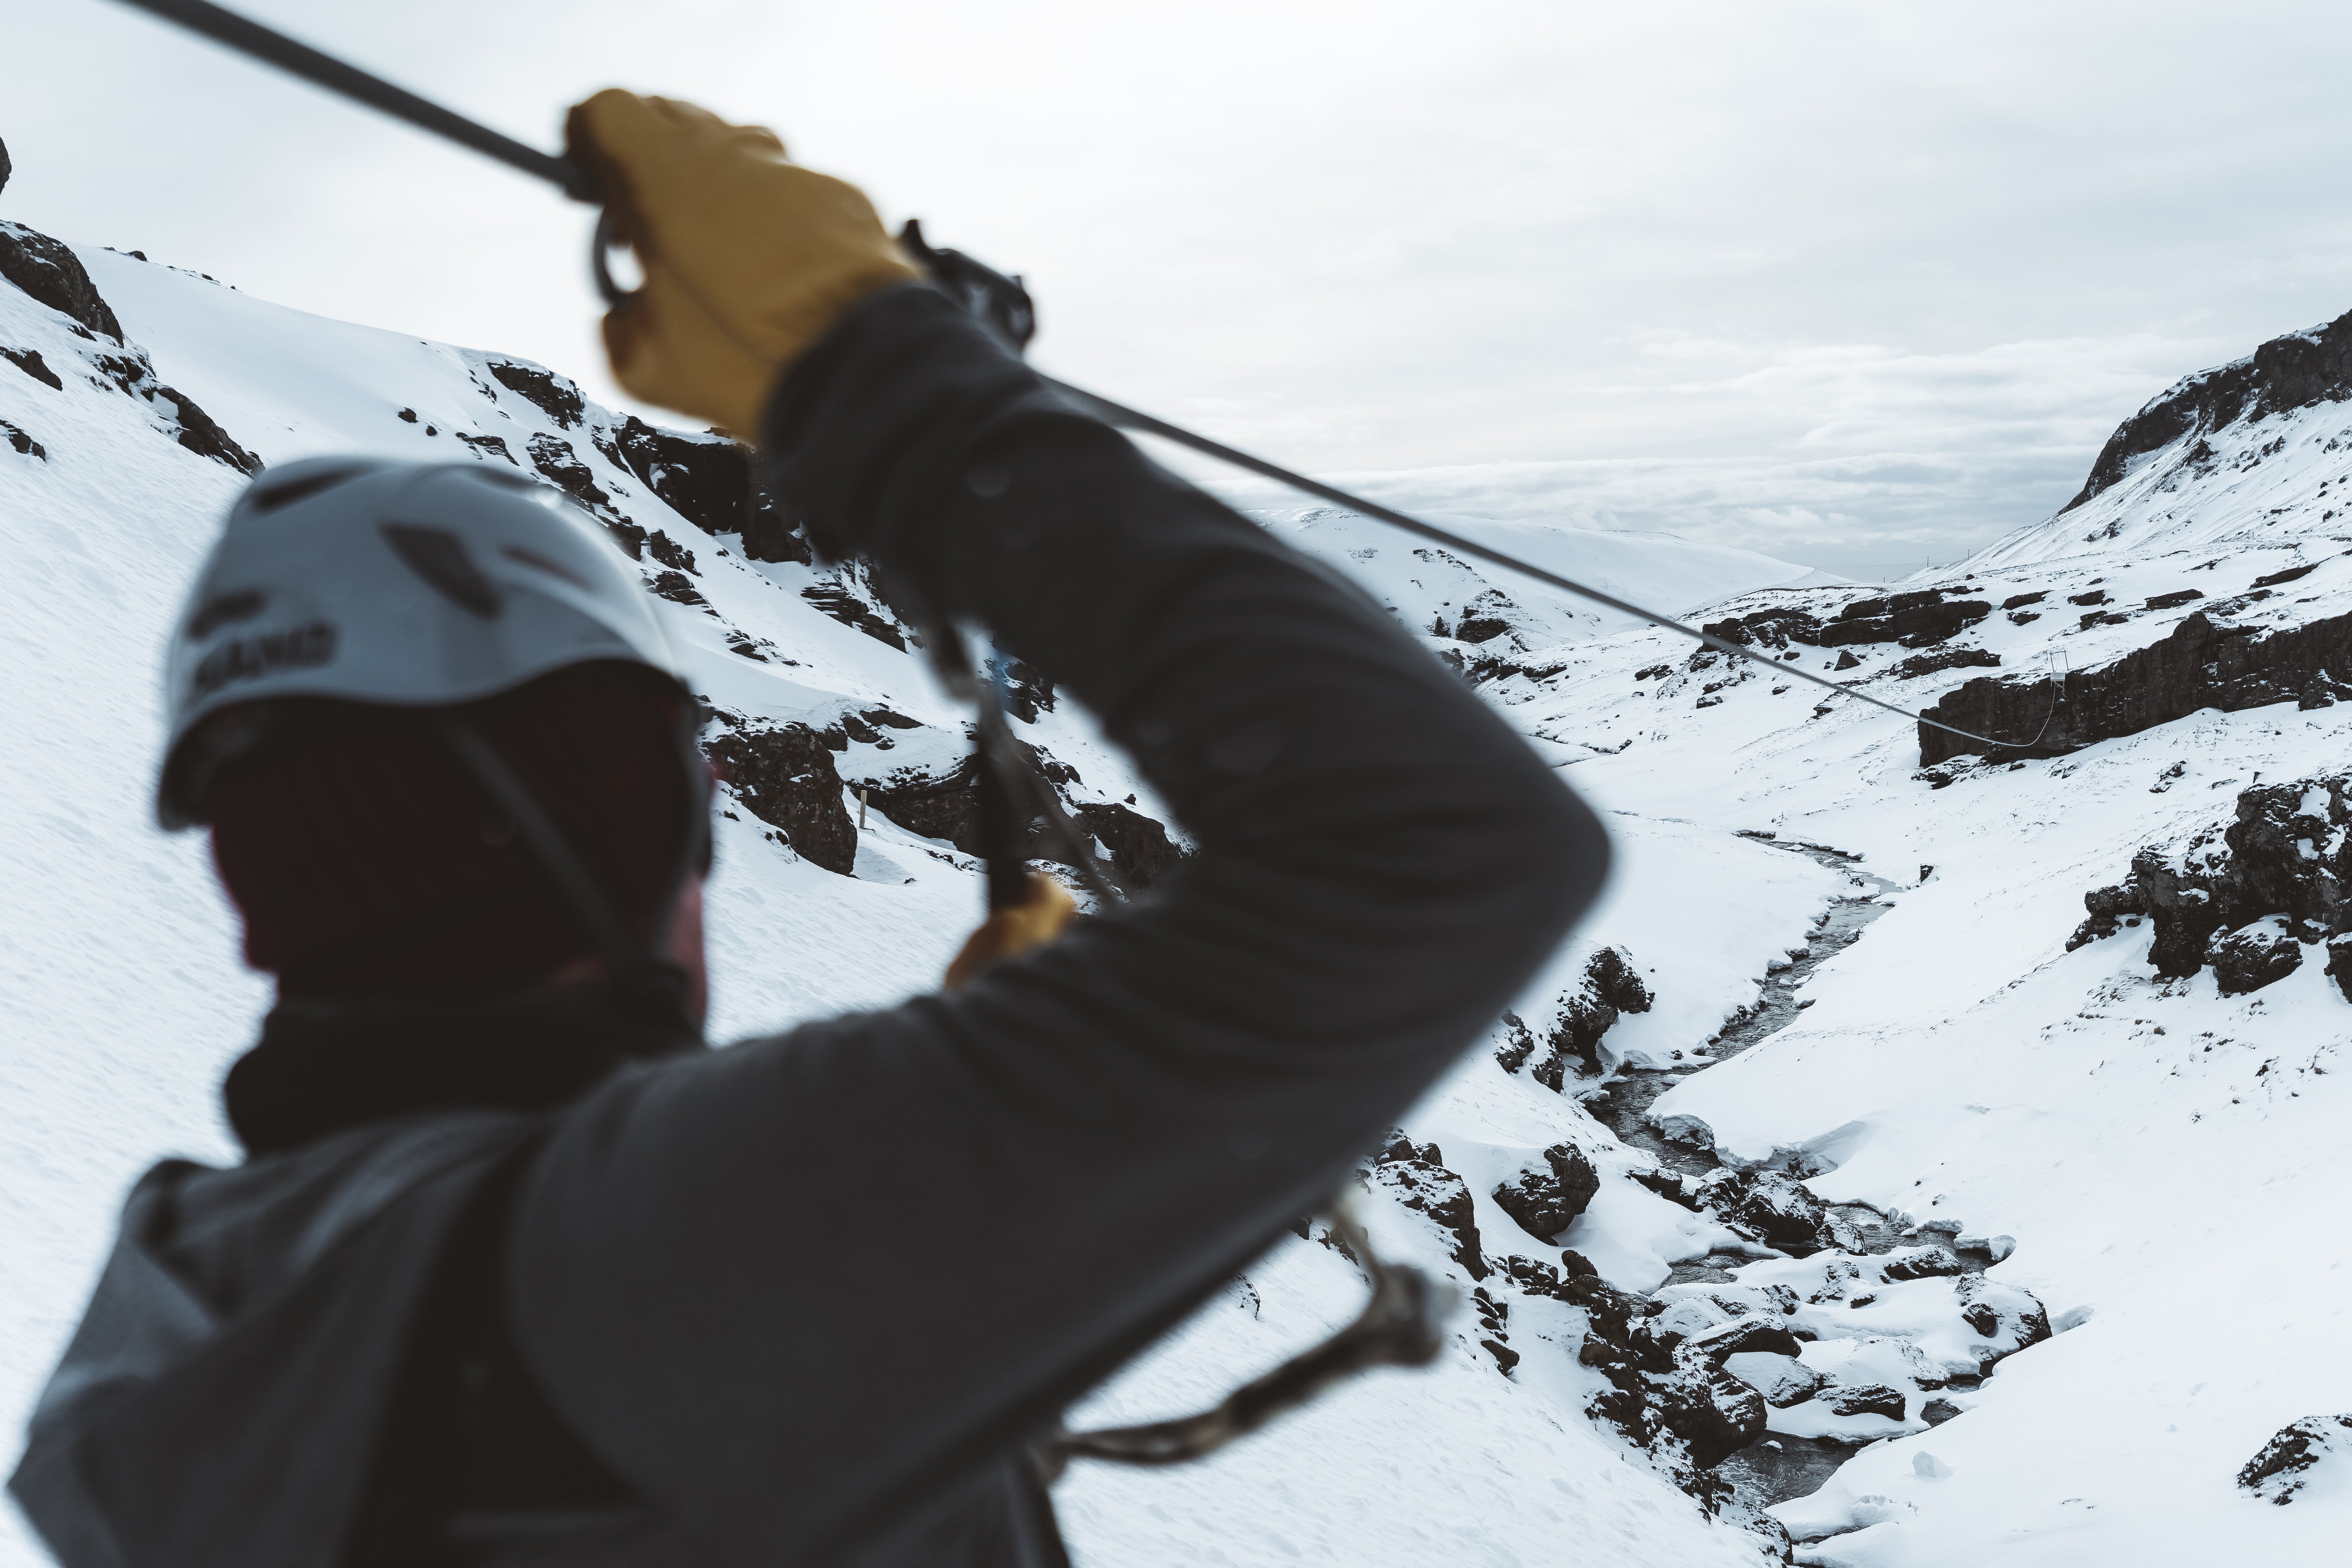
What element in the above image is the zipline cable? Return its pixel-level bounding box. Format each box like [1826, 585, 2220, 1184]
[1041, 380, 2047, 755]
[108, 0, 600, 200]
[103, 0, 2055, 761]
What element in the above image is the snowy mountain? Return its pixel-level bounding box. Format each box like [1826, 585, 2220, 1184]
[10, 196, 2352, 1568]
[0, 217, 1816, 1568]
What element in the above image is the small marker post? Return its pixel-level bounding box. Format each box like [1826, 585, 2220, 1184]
[858, 787, 869, 831]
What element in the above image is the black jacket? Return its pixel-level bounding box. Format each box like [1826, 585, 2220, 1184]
[10, 287, 1609, 1566]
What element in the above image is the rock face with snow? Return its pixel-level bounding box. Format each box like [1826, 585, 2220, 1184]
[2064, 309, 2352, 514]
[1495, 946, 1654, 1085]
[1, 222, 256, 477]
[0, 220, 123, 343]
[1919, 606, 2352, 767]
[1362, 1134, 1486, 1280]
[2238, 1413, 2352, 1504]
[2070, 771, 2352, 996]
[1697, 1169, 1834, 1254]
[1491, 1142, 1601, 1239]
[702, 718, 858, 875]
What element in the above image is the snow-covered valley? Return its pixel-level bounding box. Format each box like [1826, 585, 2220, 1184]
[6, 202, 2352, 1567]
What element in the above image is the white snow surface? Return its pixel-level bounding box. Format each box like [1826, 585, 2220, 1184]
[8, 239, 2352, 1566]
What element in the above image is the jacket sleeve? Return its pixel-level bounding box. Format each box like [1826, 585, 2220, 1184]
[505, 286, 1611, 1558]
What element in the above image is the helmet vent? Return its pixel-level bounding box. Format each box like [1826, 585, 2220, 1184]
[382, 524, 503, 618]
[250, 466, 368, 514]
[187, 588, 267, 639]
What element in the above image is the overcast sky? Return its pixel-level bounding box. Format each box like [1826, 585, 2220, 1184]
[9, 0, 2352, 578]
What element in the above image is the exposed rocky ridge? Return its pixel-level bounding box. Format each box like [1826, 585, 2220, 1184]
[0, 221, 259, 474]
[856, 741, 1183, 893]
[1356, 1138, 1790, 1492]
[2068, 771, 2352, 998]
[2238, 1413, 2352, 1504]
[1918, 606, 2352, 768]
[1700, 588, 1991, 654]
[591, 413, 754, 540]
[1364, 1135, 1487, 1279]
[0, 220, 123, 342]
[1492, 1142, 1601, 1240]
[1495, 946, 1655, 1086]
[702, 716, 858, 876]
[2065, 308, 2352, 514]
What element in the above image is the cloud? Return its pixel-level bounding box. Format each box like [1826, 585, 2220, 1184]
[1154, 327, 2233, 572]
[9, 0, 2352, 579]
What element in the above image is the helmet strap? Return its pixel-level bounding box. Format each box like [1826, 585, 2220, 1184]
[437, 713, 695, 1027]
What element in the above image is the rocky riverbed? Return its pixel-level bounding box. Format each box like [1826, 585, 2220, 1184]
[1584, 837, 2036, 1521]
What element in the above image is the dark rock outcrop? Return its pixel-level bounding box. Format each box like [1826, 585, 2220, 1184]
[648, 570, 709, 609]
[1920, 610, 2352, 767]
[2068, 880, 2149, 948]
[1702, 592, 1989, 654]
[2207, 919, 2304, 996]
[1880, 1245, 1963, 1281]
[523, 432, 647, 556]
[1544, 1255, 1769, 1474]
[2070, 773, 2352, 997]
[802, 576, 907, 650]
[1651, 1369, 1768, 1469]
[1365, 1135, 1485, 1279]
[65, 336, 262, 475]
[2, 417, 45, 460]
[455, 431, 516, 465]
[858, 751, 994, 853]
[1491, 1142, 1600, 1240]
[151, 383, 262, 474]
[593, 416, 753, 539]
[984, 651, 1056, 724]
[1892, 646, 2000, 682]
[3, 345, 61, 388]
[2065, 308, 2352, 513]
[526, 432, 611, 509]
[3, 295, 260, 473]
[1068, 801, 1183, 891]
[1954, 1272, 2050, 1364]
[2238, 1413, 2352, 1504]
[1505, 946, 1655, 1088]
[703, 720, 857, 874]
[1453, 588, 1519, 645]
[1492, 1012, 1538, 1074]
[486, 359, 585, 428]
[1821, 1383, 1906, 1420]
[1698, 1170, 1832, 1253]
[856, 742, 1181, 892]
[1701, 605, 1826, 651]
[1678, 1315, 1803, 1365]
[0, 220, 122, 341]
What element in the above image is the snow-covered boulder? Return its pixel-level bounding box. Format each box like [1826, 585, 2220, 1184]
[2238, 1413, 2352, 1504]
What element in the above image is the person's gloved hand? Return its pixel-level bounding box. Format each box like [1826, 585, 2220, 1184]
[943, 873, 1079, 991]
[564, 89, 921, 437]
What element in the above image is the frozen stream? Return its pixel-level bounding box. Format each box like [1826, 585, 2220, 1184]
[1584, 835, 1988, 1513]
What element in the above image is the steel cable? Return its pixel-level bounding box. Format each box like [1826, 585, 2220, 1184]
[108, 0, 2055, 762]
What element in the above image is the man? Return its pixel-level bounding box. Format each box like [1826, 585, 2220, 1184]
[10, 92, 1607, 1565]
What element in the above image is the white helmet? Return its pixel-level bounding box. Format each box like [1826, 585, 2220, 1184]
[158, 457, 689, 829]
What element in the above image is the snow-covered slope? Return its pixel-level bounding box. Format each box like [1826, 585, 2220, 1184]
[1255, 503, 1821, 650]
[0, 229, 1812, 1568]
[1961, 307, 2352, 573]
[16, 213, 2351, 1568]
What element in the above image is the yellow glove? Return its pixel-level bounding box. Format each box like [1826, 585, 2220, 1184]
[943, 873, 1080, 991]
[564, 89, 922, 437]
